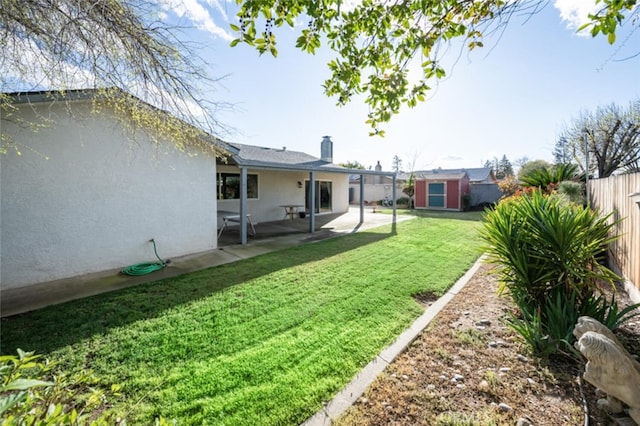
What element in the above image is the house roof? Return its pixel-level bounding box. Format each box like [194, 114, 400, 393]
[220, 142, 396, 176]
[5, 88, 396, 178]
[3, 87, 227, 153]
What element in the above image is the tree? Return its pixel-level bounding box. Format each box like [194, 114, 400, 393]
[553, 136, 572, 165]
[392, 155, 403, 173]
[484, 155, 512, 179]
[517, 159, 552, 180]
[402, 173, 415, 209]
[484, 158, 498, 175]
[562, 100, 640, 178]
[497, 155, 514, 179]
[1, 0, 227, 156]
[339, 160, 365, 169]
[231, 0, 638, 134]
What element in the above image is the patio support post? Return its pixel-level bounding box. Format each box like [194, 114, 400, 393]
[240, 166, 248, 245]
[309, 171, 316, 233]
[392, 173, 397, 220]
[392, 173, 397, 232]
[359, 173, 365, 223]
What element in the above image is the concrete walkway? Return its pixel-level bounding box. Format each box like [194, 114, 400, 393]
[1, 208, 411, 317]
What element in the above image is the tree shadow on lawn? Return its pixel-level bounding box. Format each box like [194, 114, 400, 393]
[0, 229, 392, 355]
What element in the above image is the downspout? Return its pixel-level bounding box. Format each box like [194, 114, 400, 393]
[309, 171, 316, 233]
[240, 166, 248, 245]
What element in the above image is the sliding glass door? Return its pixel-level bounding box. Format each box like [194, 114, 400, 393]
[305, 181, 332, 213]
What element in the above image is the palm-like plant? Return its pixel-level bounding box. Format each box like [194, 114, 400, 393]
[481, 190, 632, 356]
[520, 163, 579, 191]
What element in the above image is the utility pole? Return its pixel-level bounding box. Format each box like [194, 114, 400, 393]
[584, 133, 590, 208]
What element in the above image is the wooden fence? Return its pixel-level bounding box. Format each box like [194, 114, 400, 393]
[589, 172, 640, 300]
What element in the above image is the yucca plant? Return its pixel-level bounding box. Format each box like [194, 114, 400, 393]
[481, 190, 633, 356]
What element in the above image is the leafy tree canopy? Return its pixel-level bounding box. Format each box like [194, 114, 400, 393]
[339, 160, 365, 169]
[517, 159, 552, 180]
[484, 154, 513, 179]
[231, 0, 639, 134]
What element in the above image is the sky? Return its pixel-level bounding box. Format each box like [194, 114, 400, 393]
[150, 1, 638, 171]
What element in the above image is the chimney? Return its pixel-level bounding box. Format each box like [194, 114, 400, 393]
[320, 135, 333, 163]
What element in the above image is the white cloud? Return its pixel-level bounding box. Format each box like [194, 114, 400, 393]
[161, 0, 233, 41]
[553, 0, 598, 33]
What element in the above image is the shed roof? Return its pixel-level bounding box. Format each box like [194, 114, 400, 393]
[415, 171, 468, 181]
[398, 167, 493, 183]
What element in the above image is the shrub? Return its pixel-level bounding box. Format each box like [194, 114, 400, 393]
[481, 190, 637, 356]
[0, 349, 120, 425]
[520, 163, 579, 192]
[557, 180, 585, 206]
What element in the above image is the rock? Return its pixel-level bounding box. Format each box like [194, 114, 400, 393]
[476, 319, 491, 326]
[517, 354, 529, 363]
[478, 380, 490, 391]
[597, 397, 623, 413]
[516, 416, 534, 426]
[574, 316, 640, 423]
[498, 402, 512, 412]
[499, 367, 511, 373]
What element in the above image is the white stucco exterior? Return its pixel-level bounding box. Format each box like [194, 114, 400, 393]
[1, 99, 218, 289]
[216, 165, 349, 223]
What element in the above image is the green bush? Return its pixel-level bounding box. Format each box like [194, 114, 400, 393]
[481, 190, 637, 356]
[0, 349, 120, 425]
[520, 163, 579, 191]
[557, 180, 585, 206]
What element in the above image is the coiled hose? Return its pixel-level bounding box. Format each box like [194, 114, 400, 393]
[121, 239, 169, 276]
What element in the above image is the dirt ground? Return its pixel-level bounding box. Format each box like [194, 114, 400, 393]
[336, 263, 640, 426]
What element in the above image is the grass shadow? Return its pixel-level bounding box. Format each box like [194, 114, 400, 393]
[0, 228, 394, 355]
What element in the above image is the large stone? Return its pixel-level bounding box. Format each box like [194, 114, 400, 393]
[573, 316, 640, 424]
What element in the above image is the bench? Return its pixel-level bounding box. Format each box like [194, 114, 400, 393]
[217, 211, 256, 237]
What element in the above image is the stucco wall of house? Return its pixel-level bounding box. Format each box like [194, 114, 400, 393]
[348, 183, 398, 204]
[216, 166, 349, 222]
[1, 100, 218, 290]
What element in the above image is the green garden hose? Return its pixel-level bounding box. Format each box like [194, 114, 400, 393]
[121, 239, 169, 276]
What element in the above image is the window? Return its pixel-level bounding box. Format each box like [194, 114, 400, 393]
[217, 173, 258, 200]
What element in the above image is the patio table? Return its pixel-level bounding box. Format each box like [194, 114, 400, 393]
[280, 205, 304, 221]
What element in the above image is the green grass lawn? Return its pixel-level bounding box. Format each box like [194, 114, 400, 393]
[1, 214, 484, 425]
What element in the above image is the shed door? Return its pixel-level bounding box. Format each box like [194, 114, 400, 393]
[428, 183, 445, 208]
[446, 180, 459, 209]
[415, 180, 426, 207]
